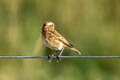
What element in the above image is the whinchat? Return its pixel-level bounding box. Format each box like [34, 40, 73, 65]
[42, 21, 81, 62]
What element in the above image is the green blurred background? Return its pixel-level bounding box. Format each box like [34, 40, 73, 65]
[0, 0, 120, 80]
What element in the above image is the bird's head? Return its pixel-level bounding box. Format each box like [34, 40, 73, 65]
[42, 21, 55, 31]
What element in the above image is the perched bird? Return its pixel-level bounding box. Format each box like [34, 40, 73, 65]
[42, 21, 81, 62]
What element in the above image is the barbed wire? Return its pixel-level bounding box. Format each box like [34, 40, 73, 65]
[0, 56, 120, 59]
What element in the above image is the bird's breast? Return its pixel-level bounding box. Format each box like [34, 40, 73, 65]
[42, 31, 63, 50]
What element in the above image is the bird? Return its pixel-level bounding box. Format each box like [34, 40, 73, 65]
[41, 21, 81, 62]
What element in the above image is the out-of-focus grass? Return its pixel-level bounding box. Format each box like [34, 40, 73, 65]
[0, 0, 120, 80]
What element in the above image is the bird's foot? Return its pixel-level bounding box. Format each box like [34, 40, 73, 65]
[48, 55, 52, 62]
[56, 56, 62, 62]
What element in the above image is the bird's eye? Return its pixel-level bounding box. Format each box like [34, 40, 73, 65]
[43, 23, 46, 26]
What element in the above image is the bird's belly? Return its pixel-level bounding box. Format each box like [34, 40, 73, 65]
[42, 36, 63, 50]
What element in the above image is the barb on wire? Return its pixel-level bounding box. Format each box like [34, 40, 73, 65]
[0, 56, 120, 59]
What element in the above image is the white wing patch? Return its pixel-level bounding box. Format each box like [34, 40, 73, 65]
[58, 42, 63, 50]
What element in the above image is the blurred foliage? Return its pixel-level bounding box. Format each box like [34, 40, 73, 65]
[0, 0, 120, 80]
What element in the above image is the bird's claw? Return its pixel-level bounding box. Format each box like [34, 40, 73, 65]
[56, 56, 62, 62]
[48, 55, 62, 62]
[48, 55, 51, 62]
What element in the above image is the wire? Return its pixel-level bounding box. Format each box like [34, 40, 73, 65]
[0, 56, 120, 59]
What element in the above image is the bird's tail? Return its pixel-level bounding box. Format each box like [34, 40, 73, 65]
[71, 48, 81, 55]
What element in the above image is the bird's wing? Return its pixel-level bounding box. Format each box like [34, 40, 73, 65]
[50, 30, 73, 48]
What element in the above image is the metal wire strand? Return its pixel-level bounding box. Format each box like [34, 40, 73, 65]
[0, 56, 120, 59]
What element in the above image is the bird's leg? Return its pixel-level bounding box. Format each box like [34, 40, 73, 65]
[48, 51, 56, 62]
[56, 48, 64, 62]
[59, 48, 64, 56]
[48, 55, 51, 62]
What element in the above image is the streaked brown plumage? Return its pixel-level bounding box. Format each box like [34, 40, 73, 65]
[42, 21, 81, 61]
